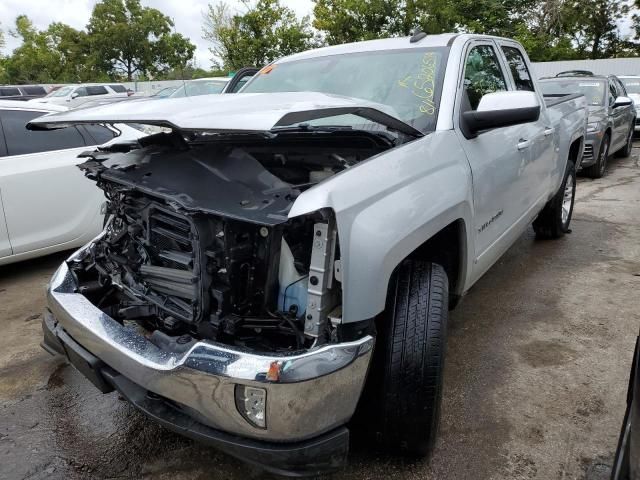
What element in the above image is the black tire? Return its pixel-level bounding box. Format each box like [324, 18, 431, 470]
[533, 160, 576, 239]
[584, 133, 609, 178]
[616, 126, 634, 158]
[362, 260, 448, 456]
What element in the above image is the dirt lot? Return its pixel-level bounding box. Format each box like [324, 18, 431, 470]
[1, 148, 640, 480]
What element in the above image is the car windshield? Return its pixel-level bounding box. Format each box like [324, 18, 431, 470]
[170, 80, 228, 98]
[539, 79, 606, 106]
[47, 86, 73, 98]
[621, 78, 640, 94]
[242, 47, 449, 133]
[153, 87, 177, 98]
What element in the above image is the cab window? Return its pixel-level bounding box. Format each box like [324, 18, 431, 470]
[463, 45, 508, 110]
[501, 46, 534, 91]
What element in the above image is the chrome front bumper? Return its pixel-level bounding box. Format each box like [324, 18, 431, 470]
[45, 259, 373, 443]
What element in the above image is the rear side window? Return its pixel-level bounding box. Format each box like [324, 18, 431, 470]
[109, 84, 127, 93]
[0, 88, 21, 97]
[80, 124, 117, 145]
[463, 45, 508, 110]
[22, 86, 47, 95]
[87, 86, 108, 96]
[501, 46, 534, 92]
[0, 110, 86, 155]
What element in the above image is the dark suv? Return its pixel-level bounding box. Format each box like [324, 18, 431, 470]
[0, 85, 48, 101]
[539, 73, 635, 178]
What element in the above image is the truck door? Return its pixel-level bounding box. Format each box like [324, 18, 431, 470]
[0, 130, 13, 259]
[498, 42, 556, 209]
[454, 41, 546, 277]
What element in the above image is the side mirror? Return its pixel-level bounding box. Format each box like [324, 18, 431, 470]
[461, 91, 541, 138]
[70, 92, 79, 99]
[614, 96, 633, 107]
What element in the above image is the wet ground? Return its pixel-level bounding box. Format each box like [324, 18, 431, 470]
[2, 148, 640, 480]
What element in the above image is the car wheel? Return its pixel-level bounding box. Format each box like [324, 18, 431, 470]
[584, 134, 609, 178]
[360, 260, 448, 457]
[616, 127, 634, 158]
[533, 159, 576, 239]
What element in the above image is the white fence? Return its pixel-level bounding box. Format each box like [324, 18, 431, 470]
[532, 58, 640, 78]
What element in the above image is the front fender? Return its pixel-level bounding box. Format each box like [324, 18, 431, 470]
[289, 131, 473, 322]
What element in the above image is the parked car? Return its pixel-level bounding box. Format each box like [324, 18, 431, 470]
[0, 85, 48, 101]
[0, 100, 143, 266]
[539, 74, 635, 178]
[168, 77, 230, 98]
[36, 33, 587, 476]
[31, 84, 129, 108]
[618, 76, 640, 136]
[150, 86, 178, 98]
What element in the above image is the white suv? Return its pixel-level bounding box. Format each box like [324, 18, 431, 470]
[32, 84, 129, 108]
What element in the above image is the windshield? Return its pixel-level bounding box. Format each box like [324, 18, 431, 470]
[621, 78, 640, 95]
[47, 86, 73, 98]
[242, 47, 449, 133]
[539, 79, 606, 106]
[170, 80, 228, 98]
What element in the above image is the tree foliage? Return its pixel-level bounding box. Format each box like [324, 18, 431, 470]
[203, 0, 319, 70]
[311, 0, 636, 61]
[88, 0, 195, 80]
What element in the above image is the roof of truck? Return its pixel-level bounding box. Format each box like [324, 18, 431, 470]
[278, 33, 521, 63]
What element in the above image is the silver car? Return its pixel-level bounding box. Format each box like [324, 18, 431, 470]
[540, 73, 635, 177]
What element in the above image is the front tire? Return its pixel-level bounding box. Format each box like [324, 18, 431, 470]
[533, 160, 576, 239]
[616, 126, 634, 158]
[584, 134, 609, 178]
[364, 260, 448, 456]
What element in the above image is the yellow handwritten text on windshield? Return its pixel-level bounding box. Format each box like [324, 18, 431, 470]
[398, 52, 438, 115]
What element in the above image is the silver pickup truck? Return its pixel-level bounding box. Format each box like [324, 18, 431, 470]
[34, 33, 587, 476]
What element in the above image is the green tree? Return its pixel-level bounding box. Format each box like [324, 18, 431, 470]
[572, 0, 628, 59]
[2, 15, 101, 83]
[87, 0, 195, 80]
[312, 0, 524, 44]
[3, 15, 61, 83]
[203, 0, 319, 70]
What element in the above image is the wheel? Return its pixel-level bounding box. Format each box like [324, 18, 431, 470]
[616, 126, 634, 158]
[533, 160, 576, 239]
[584, 134, 609, 178]
[360, 260, 448, 456]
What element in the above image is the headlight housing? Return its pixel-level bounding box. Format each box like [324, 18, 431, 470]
[586, 122, 602, 134]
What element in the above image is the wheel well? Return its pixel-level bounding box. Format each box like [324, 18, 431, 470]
[569, 137, 582, 163]
[406, 219, 465, 307]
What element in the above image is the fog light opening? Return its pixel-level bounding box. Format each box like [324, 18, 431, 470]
[235, 385, 267, 429]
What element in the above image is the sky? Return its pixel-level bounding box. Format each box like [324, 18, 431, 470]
[0, 0, 315, 69]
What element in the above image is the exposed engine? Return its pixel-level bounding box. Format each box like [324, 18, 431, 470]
[69, 130, 392, 352]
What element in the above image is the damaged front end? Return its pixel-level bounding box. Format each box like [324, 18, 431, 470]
[36, 94, 417, 474]
[69, 126, 394, 352]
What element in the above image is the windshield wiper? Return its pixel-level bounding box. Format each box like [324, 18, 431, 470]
[270, 123, 354, 133]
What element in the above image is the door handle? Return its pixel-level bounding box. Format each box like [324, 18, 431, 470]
[517, 139, 532, 150]
[544, 127, 554, 136]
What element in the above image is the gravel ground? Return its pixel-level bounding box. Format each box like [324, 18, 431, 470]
[1, 147, 639, 480]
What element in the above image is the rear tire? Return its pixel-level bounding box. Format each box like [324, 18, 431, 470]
[584, 134, 609, 178]
[363, 260, 448, 457]
[533, 160, 576, 239]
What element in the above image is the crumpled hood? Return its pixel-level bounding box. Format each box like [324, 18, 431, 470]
[27, 91, 423, 138]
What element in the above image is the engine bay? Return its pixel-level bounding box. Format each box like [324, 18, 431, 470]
[68, 129, 391, 352]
